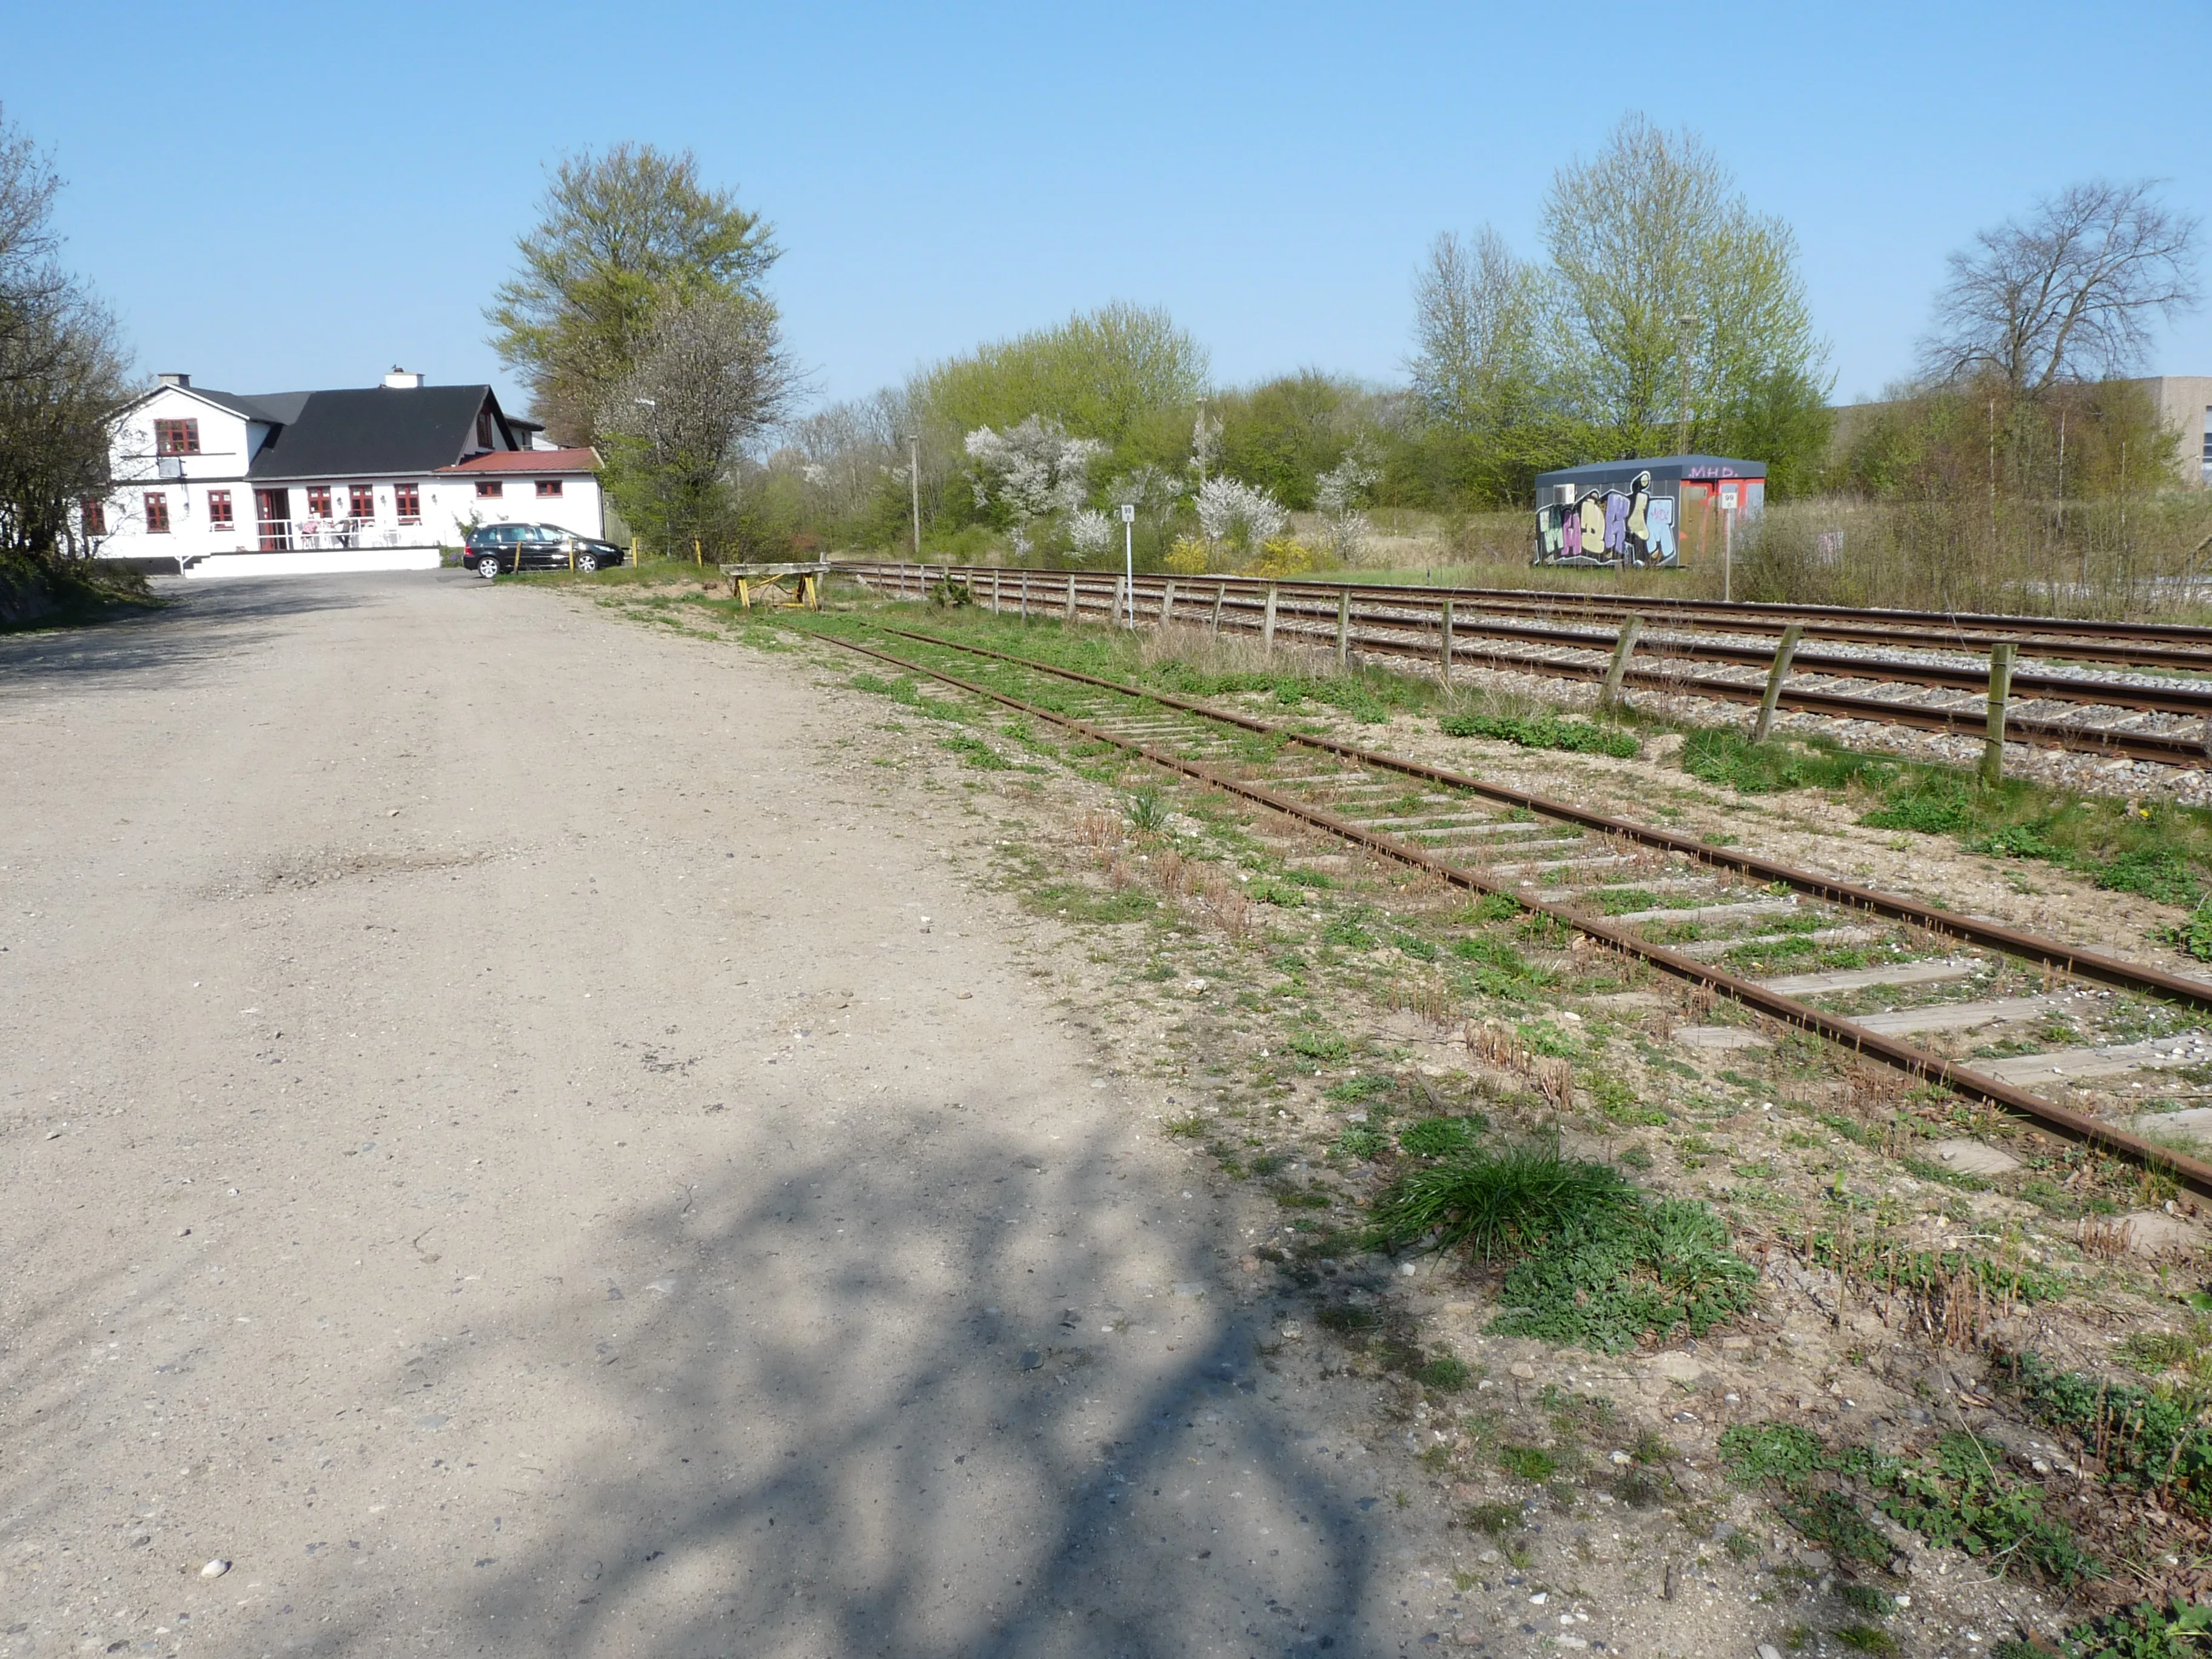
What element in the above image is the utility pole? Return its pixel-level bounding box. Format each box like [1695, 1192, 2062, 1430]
[906, 434, 923, 561]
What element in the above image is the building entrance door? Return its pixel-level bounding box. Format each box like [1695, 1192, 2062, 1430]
[255, 488, 290, 551]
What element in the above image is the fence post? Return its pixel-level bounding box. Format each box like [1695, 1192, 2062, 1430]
[1021, 571, 1029, 620]
[1981, 643, 2015, 788]
[1066, 574, 1078, 623]
[1162, 580, 1176, 628]
[1262, 584, 1279, 655]
[1336, 589, 1350, 669]
[1439, 598, 1455, 686]
[1751, 623, 1804, 744]
[992, 569, 1002, 614]
[1597, 616, 1643, 712]
[1212, 583, 1225, 635]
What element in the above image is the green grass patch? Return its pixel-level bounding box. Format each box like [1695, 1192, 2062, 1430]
[1498, 1445, 1557, 1481]
[1997, 1350, 2212, 1515]
[1720, 1421, 2097, 1586]
[1399, 1116, 1485, 1158]
[938, 732, 1010, 769]
[1366, 1139, 1755, 1352]
[1334, 1125, 1389, 1161]
[1996, 1602, 2212, 1659]
[1683, 729, 1891, 794]
[1324, 1073, 1396, 1105]
[1440, 711, 1638, 759]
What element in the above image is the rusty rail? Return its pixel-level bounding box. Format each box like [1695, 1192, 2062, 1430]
[836, 561, 2212, 768]
[820, 624, 2212, 1198]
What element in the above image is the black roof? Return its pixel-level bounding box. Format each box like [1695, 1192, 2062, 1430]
[243, 385, 506, 481]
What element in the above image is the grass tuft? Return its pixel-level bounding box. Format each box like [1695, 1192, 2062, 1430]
[1440, 711, 1638, 758]
[1366, 1141, 1633, 1262]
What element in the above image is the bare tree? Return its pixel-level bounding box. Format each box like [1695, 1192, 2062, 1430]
[1922, 179, 2201, 397]
[597, 291, 797, 554]
[1408, 226, 1551, 439]
[0, 107, 128, 566]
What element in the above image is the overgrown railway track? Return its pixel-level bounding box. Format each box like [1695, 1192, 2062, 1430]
[837, 561, 2212, 768]
[815, 614, 2212, 1194]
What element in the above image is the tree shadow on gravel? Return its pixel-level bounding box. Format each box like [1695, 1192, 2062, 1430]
[284, 1108, 1396, 1658]
[0, 576, 376, 686]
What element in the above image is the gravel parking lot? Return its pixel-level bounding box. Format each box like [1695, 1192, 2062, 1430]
[0, 574, 1392, 1658]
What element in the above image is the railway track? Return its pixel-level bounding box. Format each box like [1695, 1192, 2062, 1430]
[836, 561, 2212, 768]
[815, 614, 2212, 1193]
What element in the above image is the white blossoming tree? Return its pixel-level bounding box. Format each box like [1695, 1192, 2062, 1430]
[1313, 445, 1379, 564]
[963, 415, 1105, 558]
[1193, 475, 1287, 554]
[1068, 508, 1113, 555]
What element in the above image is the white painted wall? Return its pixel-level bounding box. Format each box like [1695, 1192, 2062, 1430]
[90, 383, 607, 569]
[423, 474, 608, 544]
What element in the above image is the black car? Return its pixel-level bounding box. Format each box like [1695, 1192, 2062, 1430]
[461, 523, 628, 577]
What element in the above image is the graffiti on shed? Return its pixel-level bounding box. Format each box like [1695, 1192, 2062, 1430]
[1531, 455, 1763, 571]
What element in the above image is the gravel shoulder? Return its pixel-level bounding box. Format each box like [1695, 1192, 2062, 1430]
[0, 574, 1410, 1657]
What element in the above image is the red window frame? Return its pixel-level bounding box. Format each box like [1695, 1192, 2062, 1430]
[306, 486, 332, 518]
[395, 483, 420, 523]
[349, 485, 375, 520]
[144, 491, 170, 533]
[475, 479, 503, 498]
[154, 418, 201, 456]
[535, 478, 563, 498]
[82, 498, 107, 536]
[206, 489, 233, 528]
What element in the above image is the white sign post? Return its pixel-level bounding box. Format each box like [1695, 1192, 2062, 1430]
[1120, 502, 1136, 628]
[1719, 484, 1740, 604]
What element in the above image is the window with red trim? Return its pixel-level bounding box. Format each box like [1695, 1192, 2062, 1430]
[535, 479, 563, 498]
[349, 485, 375, 520]
[475, 480, 503, 498]
[395, 483, 420, 523]
[144, 492, 170, 532]
[82, 499, 107, 535]
[207, 489, 233, 528]
[155, 418, 200, 456]
[307, 486, 332, 518]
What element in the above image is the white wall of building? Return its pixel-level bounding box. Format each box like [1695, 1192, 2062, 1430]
[424, 474, 606, 545]
[90, 383, 606, 569]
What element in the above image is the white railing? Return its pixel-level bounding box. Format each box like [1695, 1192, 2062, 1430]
[255, 517, 427, 550]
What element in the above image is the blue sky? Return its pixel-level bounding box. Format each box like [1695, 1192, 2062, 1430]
[8, 0, 2208, 418]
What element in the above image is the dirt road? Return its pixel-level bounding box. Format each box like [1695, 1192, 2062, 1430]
[0, 575, 1396, 1657]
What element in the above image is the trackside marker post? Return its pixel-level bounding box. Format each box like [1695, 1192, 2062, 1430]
[1752, 624, 1805, 744]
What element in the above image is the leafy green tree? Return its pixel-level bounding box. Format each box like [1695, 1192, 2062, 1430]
[487, 144, 778, 446]
[1541, 115, 1831, 482]
[912, 302, 1207, 460]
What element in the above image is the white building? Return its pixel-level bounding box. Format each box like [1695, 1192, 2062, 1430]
[90, 369, 608, 577]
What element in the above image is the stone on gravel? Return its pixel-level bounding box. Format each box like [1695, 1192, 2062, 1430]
[2121, 1211, 2203, 1258]
[201, 1559, 229, 1578]
[1931, 1139, 2021, 1176]
[1650, 1352, 1704, 1383]
[1672, 1025, 1766, 1052]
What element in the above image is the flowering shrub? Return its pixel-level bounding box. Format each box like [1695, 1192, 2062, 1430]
[964, 415, 1105, 556]
[1069, 508, 1113, 555]
[1242, 535, 1318, 577]
[1195, 475, 1287, 551]
[1164, 536, 1210, 574]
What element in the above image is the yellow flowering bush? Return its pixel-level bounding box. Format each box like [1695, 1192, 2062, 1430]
[1164, 536, 1211, 574]
[1242, 535, 1320, 577]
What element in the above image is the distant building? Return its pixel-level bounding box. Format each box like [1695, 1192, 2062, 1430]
[1532, 454, 1765, 569]
[89, 369, 607, 577]
[2131, 377, 2212, 486]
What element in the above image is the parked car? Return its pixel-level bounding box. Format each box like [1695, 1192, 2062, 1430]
[461, 523, 628, 577]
